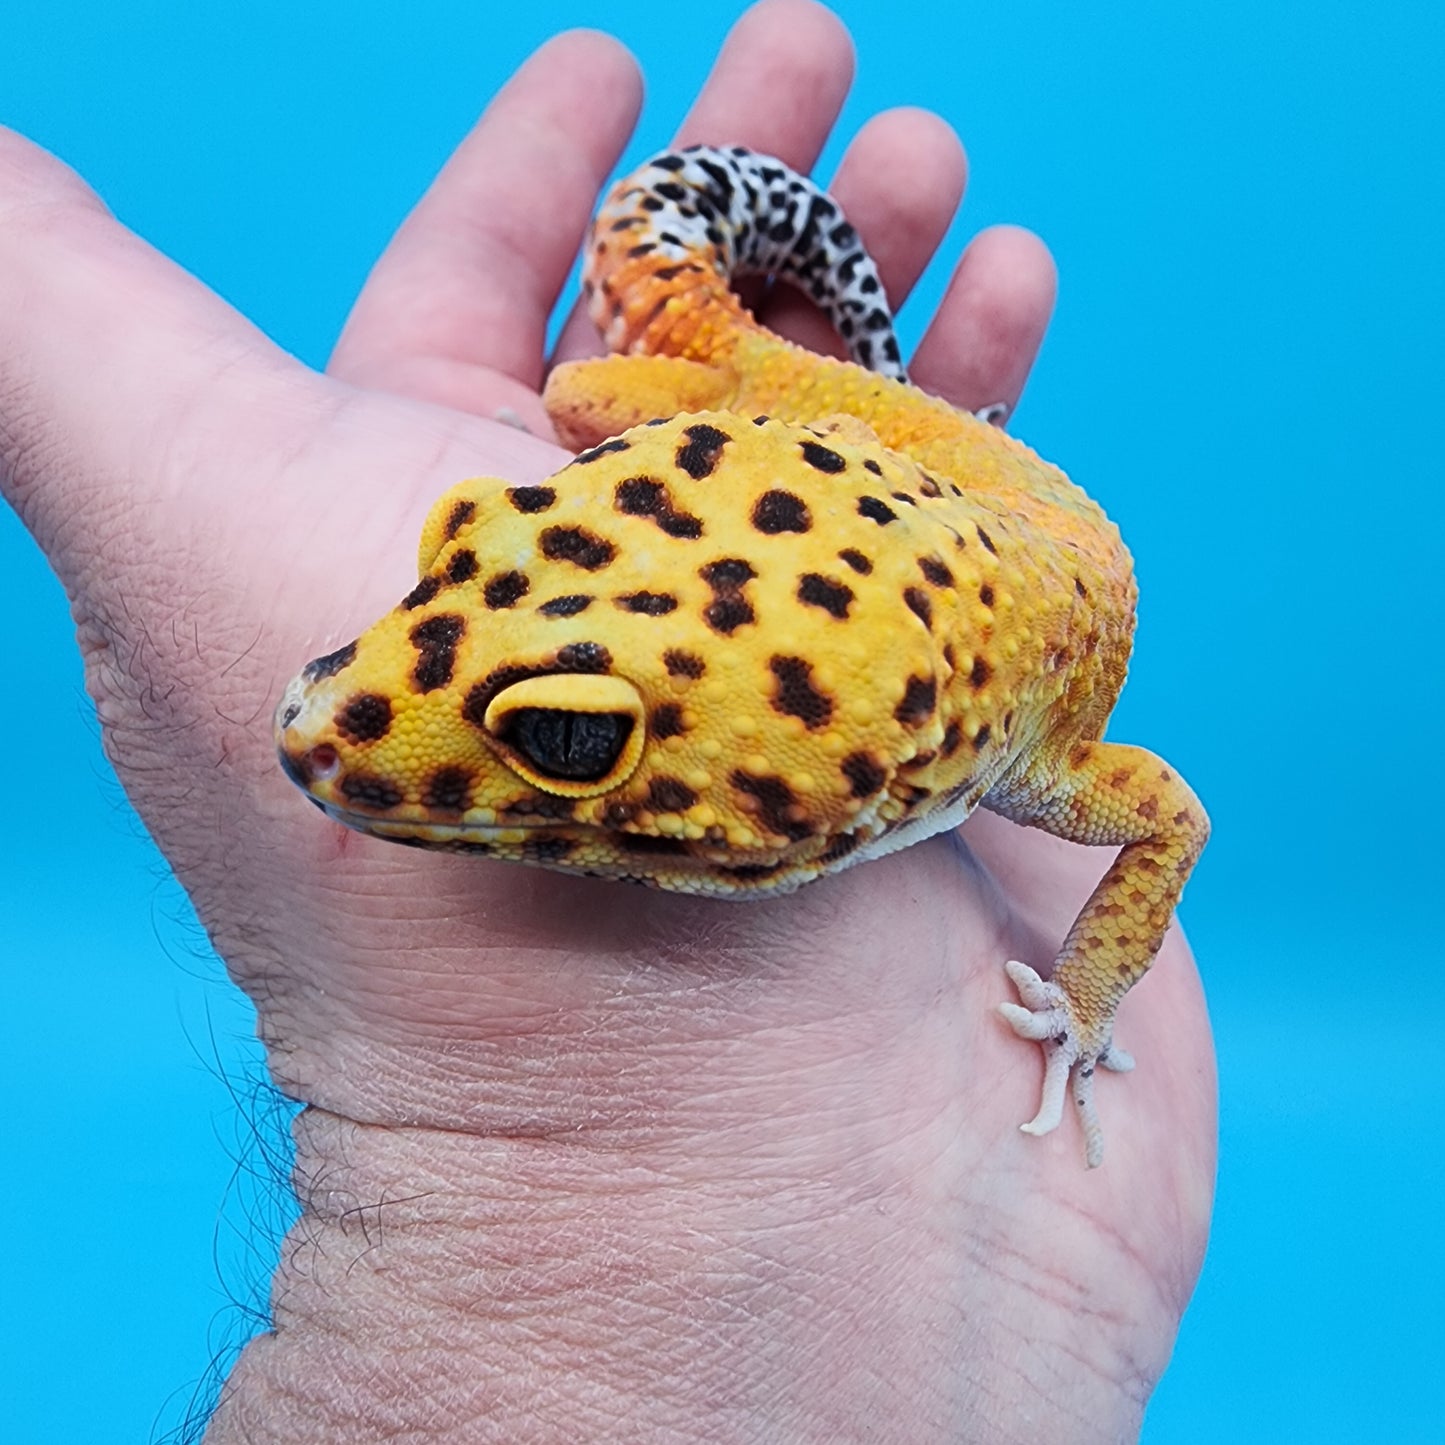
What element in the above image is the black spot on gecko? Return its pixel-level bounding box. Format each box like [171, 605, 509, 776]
[800, 440, 847, 474]
[615, 475, 663, 515]
[572, 438, 632, 465]
[484, 571, 530, 610]
[696, 155, 735, 200]
[400, 576, 442, 611]
[769, 656, 833, 729]
[941, 721, 964, 758]
[838, 548, 872, 575]
[507, 485, 557, 513]
[979, 584, 995, 608]
[675, 423, 731, 479]
[657, 511, 705, 539]
[894, 675, 937, 726]
[975, 525, 998, 554]
[700, 558, 757, 634]
[555, 641, 611, 673]
[903, 587, 933, 631]
[797, 573, 854, 620]
[301, 640, 357, 682]
[730, 770, 815, 842]
[541, 526, 616, 571]
[443, 500, 476, 539]
[650, 702, 686, 738]
[614, 476, 703, 539]
[538, 594, 593, 617]
[422, 766, 471, 812]
[411, 614, 466, 693]
[857, 496, 897, 526]
[969, 656, 992, 689]
[447, 549, 478, 584]
[617, 591, 678, 615]
[646, 777, 698, 813]
[340, 773, 404, 811]
[664, 649, 706, 679]
[464, 666, 540, 726]
[863, 459, 883, 476]
[503, 793, 579, 822]
[973, 723, 993, 752]
[840, 752, 887, 799]
[1075, 576, 1089, 599]
[751, 490, 812, 534]
[335, 693, 392, 744]
[918, 556, 954, 588]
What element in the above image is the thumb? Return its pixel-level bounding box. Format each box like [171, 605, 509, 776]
[0, 126, 319, 584]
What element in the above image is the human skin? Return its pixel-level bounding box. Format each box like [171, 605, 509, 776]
[0, 2, 1215, 1440]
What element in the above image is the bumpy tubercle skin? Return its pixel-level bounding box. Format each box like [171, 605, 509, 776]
[274, 145, 1208, 1166]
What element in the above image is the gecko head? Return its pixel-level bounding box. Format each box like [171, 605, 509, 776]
[274, 413, 952, 886]
[274, 634, 648, 821]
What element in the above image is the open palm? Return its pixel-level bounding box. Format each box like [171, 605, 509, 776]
[1, 3, 1213, 1439]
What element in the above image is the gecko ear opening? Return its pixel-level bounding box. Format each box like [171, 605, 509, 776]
[482, 674, 646, 797]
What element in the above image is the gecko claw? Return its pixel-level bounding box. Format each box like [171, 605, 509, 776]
[999, 960, 1132, 1168]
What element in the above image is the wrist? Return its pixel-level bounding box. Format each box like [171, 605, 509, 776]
[205, 838, 1177, 1443]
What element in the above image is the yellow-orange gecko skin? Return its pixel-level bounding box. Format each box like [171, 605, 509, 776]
[274, 145, 1208, 1166]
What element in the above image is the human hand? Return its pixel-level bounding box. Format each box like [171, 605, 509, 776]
[0, 1, 1213, 1439]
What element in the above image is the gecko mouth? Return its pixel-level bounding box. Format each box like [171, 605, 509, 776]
[315, 799, 578, 840]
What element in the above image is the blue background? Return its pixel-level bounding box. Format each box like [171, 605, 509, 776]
[3, 1, 1440, 1439]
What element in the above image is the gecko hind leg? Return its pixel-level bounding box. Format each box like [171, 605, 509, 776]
[999, 960, 1135, 1169]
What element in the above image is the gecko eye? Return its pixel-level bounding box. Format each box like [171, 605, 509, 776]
[481, 673, 647, 797]
[497, 708, 633, 781]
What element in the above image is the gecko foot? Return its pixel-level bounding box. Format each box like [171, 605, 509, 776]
[997, 960, 1134, 1168]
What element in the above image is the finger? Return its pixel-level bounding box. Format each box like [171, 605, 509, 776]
[550, 0, 855, 365]
[910, 225, 1057, 421]
[671, 0, 854, 161]
[756, 106, 966, 358]
[0, 127, 304, 573]
[329, 30, 642, 422]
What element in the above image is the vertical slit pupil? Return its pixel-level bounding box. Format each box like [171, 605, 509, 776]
[499, 709, 633, 780]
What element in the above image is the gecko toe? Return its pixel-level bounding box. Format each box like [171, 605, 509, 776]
[1001, 959, 1123, 1166]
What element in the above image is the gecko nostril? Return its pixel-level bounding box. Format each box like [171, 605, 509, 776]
[279, 701, 301, 729]
[307, 744, 340, 781]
